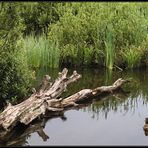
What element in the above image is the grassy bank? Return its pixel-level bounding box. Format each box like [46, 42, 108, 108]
[21, 2, 148, 70]
[1, 2, 148, 104]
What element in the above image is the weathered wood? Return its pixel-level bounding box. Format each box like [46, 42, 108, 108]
[0, 90, 130, 146]
[0, 68, 130, 134]
[143, 118, 148, 136]
[47, 78, 130, 109]
[0, 111, 66, 145]
[0, 68, 81, 131]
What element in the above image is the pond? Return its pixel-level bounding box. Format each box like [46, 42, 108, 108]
[1, 67, 148, 146]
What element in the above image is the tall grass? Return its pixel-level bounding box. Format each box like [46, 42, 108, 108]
[20, 3, 148, 69]
[104, 24, 115, 70]
[48, 40, 60, 68]
[122, 46, 143, 69]
[22, 35, 60, 68]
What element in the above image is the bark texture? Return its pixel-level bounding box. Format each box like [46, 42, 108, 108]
[0, 68, 130, 133]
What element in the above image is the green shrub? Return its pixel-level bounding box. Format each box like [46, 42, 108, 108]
[47, 2, 148, 69]
[0, 50, 34, 103]
[20, 2, 60, 36]
[0, 3, 34, 103]
[4, 2, 147, 70]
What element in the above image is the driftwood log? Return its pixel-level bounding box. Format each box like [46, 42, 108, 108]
[143, 118, 148, 136]
[0, 91, 129, 147]
[0, 68, 130, 134]
[0, 88, 132, 147]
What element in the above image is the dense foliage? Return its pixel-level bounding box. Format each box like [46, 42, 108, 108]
[0, 3, 34, 103]
[0, 2, 148, 102]
[20, 2, 148, 69]
[48, 2, 148, 69]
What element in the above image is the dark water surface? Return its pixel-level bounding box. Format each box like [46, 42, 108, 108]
[2, 68, 148, 146]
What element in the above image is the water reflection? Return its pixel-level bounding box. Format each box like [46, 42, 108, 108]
[81, 68, 148, 119]
[1, 67, 148, 146]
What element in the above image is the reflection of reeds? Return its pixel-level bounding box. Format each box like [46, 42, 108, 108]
[80, 68, 148, 120]
[105, 69, 113, 85]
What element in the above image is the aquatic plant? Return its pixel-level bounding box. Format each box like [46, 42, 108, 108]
[122, 46, 143, 69]
[104, 24, 115, 70]
[23, 35, 60, 68]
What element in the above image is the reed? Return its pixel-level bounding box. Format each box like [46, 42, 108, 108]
[22, 35, 60, 68]
[122, 46, 142, 69]
[104, 24, 115, 70]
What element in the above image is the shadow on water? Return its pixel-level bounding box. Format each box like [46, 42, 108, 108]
[1, 67, 148, 146]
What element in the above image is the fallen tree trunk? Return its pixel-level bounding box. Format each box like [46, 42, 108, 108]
[0, 90, 129, 147]
[0, 68, 130, 133]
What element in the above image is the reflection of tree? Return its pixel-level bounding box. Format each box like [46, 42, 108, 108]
[1, 68, 147, 146]
[0, 125, 30, 146]
[82, 88, 130, 120]
[0, 111, 67, 147]
[0, 104, 93, 147]
[81, 68, 148, 120]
